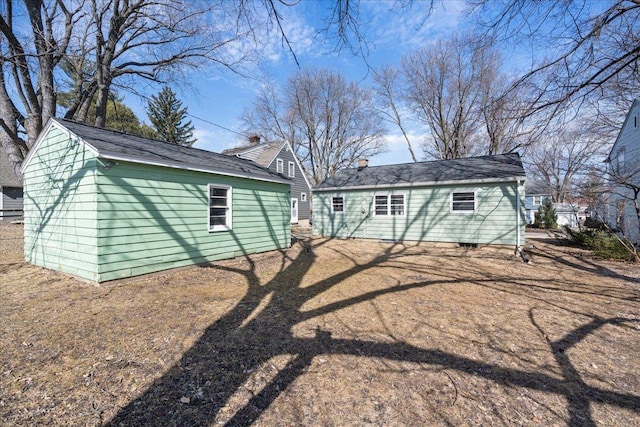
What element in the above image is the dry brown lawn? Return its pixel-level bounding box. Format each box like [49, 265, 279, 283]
[1, 223, 639, 426]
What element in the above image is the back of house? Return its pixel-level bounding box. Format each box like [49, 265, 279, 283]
[313, 154, 527, 248]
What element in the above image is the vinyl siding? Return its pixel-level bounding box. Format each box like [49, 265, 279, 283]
[268, 146, 311, 221]
[1, 187, 23, 219]
[95, 161, 290, 281]
[23, 125, 99, 280]
[606, 100, 640, 243]
[313, 182, 525, 246]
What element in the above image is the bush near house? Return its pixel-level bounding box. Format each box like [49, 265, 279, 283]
[564, 226, 637, 262]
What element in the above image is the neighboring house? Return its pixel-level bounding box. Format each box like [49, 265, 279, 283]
[0, 149, 23, 220]
[223, 137, 312, 225]
[524, 182, 551, 224]
[313, 154, 527, 248]
[604, 97, 640, 244]
[22, 119, 291, 282]
[555, 203, 580, 228]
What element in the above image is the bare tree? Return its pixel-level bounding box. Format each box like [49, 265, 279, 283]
[0, 0, 81, 176]
[528, 129, 606, 203]
[472, 0, 640, 116]
[372, 65, 419, 162]
[401, 34, 504, 159]
[243, 68, 387, 184]
[1, 0, 258, 173]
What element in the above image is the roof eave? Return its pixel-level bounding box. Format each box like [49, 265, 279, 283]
[98, 152, 291, 185]
[313, 175, 527, 192]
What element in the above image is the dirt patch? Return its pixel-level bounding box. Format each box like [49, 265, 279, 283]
[1, 224, 639, 426]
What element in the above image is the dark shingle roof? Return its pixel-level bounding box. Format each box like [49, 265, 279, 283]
[1, 149, 22, 187]
[315, 153, 526, 190]
[49, 119, 289, 184]
[222, 140, 285, 167]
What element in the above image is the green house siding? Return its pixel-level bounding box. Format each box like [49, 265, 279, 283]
[95, 161, 290, 282]
[313, 182, 525, 246]
[23, 125, 100, 281]
[23, 122, 291, 282]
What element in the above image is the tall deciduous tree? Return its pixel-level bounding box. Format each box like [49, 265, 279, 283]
[1, 0, 263, 173]
[527, 129, 605, 203]
[394, 33, 539, 161]
[402, 34, 484, 159]
[243, 68, 386, 184]
[472, 0, 640, 119]
[147, 87, 196, 146]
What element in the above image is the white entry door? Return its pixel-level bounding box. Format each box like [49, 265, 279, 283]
[291, 198, 298, 224]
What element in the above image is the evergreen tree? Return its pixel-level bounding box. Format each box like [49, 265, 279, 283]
[147, 87, 196, 146]
[536, 197, 558, 229]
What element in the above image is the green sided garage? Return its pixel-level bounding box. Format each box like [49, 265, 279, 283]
[22, 118, 291, 282]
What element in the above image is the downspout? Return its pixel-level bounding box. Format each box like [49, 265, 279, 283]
[516, 179, 529, 263]
[516, 179, 521, 250]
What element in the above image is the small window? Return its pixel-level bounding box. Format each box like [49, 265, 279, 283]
[374, 194, 405, 216]
[301, 192, 307, 202]
[451, 191, 476, 213]
[288, 161, 295, 177]
[331, 196, 344, 214]
[209, 184, 232, 231]
[375, 195, 388, 215]
[276, 158, 283, 173]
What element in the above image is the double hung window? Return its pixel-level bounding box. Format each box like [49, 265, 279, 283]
[209, 184, 232, 231]
[374, 194, 405, 216]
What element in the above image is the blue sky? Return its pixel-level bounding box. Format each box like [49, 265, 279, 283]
[125, 1, 477, 166]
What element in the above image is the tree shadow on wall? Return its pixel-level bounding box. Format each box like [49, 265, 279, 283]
[106, 238, 640, 426]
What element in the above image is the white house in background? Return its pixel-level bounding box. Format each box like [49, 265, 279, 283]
[604, 98, 640, 244]
[554, 199, 590, 229]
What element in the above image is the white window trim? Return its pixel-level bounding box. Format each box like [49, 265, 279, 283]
[288, 161, 295, 177]
[208, 184, 233, 232]
[276, 158, 284, 174]
[331, 195, 344, 214]
[373, 192, 406, 217]
[450, 190, 477, 214]
[301, 192, 307, 202]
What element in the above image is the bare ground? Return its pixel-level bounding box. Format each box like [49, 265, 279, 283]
[1, 223, 639, 426]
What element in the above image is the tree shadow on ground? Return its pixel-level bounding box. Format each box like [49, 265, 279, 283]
[107, 238, 640, 426]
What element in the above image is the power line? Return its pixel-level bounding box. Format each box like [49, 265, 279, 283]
[186, 112, 247, 138]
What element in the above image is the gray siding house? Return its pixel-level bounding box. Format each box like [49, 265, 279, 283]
[604, 97, 640, 244]
[313, 154, 526, 248]
[22, 119, 291, 282]
[524, 182, 551, 224]
[224, 138, 312, 225]
[0, 149, 23, 220]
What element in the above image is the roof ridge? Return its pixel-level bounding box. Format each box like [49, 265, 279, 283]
[55, 117, 221, 157]
[349, 152, 521, 170]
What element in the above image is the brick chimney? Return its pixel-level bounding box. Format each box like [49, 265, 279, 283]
[357, 158, 369, 171]
[248, 135, 261, 145]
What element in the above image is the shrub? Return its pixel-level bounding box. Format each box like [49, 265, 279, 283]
[565, 227, 637, 261]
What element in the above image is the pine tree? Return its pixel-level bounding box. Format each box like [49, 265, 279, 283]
[537, 197, 558, 229]
[147, 87, 196, 146]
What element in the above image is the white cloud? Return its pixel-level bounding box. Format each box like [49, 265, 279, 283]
[363, 1, 467, 53]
